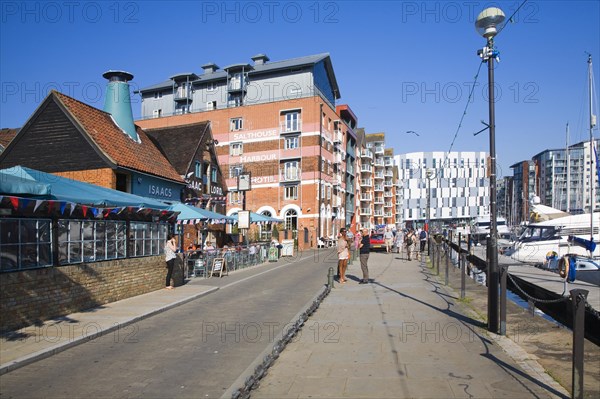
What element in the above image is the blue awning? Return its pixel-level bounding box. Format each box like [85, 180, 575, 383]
[0, 166, 171, 210]
[168, 202, 235, 224]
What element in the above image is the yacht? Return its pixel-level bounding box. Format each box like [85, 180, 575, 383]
[470, 215, 511, 243]
[508, 212, 600, 264]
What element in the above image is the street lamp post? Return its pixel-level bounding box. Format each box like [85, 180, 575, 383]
[476, 7, 505, 334]
[426, 169, 433, 256]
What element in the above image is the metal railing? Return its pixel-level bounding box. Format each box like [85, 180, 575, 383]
[183, 243, 271, 278]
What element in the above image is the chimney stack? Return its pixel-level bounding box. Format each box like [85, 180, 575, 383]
[102, 70, 139, 142]
[251, 53, 270, 66]
[201, 62, 219, 74]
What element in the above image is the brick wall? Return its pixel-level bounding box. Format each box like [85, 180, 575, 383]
[54, 168, 116, 189]
[0, 255, 184, 333]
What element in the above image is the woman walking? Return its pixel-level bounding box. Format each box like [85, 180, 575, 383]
[337, 228, 349, 283]
[164, 234, 177, 289]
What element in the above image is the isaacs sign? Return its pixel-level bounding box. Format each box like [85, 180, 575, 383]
[131, 172, 184, 201]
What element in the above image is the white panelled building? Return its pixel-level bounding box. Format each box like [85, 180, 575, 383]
[394, 151, 489, 224]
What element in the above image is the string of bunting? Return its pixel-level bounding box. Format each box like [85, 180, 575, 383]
[0, 195, 175, 221]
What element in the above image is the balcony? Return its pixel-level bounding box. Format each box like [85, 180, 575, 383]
[174, 86, 192, 102]
[374, 210, 384, 217]
[334, 129, 343, 144]
[374, 146, 385, 154]
[385, 202, 393, 208]
[346, 164, 355, 175]
[280, 120, 302, 134]
[361, 149, 373, 159]
[361, 165, 372, 173]
[384, 170, 393, 177]
[384, 212, 393, 218]
[384, 191, 393, 197]
[374, 172, 384, 180]
[360, 179, 372, 186]
[360, 194, 372, 201]
[335, 152, 343, 164]
[373, 159, 384, 167]
[280, 167, 301, 182]
[384, 180, 393, 187]
[374, 185, 384, 192]
[384, 158, 394, 166]
[360, 208, 372, 215]
[374, 196, 384, 204]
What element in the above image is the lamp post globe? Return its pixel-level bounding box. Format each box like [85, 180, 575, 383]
[476, 6, 504, 335]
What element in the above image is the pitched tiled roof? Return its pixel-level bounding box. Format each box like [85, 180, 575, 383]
[0, 128, 19, 150]
[53, 91, 183, 182]
[145, 122, 211, 174]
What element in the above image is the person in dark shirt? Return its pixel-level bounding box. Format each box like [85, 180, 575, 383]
[359, 228, 371, 284]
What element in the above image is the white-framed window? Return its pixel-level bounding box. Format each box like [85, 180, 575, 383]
[154, 91, 162, 99]
[207, 101, 216, 110]
[230, 117, 243, 131]
[283, 161, 300, 180]
[152, 109, 162, 118]
[230, 191, 243, 204]
[285, 112, 300, 132]
[321, 183, 325, 199]
[284, 185, 298, 200]
[230, 164, 243, 179]
[0, 218, 53, 270]
[327, 186, 331, 199]
[284, 136, 299, 150]
[207, 82, 217, 91]
[230, 142, 243, 156]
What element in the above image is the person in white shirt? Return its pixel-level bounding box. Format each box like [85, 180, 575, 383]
[383, 228, 394, 253]
[164, 234, 177, 290]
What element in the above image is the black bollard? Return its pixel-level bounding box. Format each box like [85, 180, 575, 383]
[570, 289, 588, 399]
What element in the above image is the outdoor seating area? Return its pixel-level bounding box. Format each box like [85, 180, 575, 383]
[183, 243, 270, 278]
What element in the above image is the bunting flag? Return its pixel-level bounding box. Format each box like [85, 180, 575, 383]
[81, 205, 88, 218]
[91, 208, 99, 218]
[69, 202, 76, 216]
[34, 199, 43, 212]
[9, 196, 19, 209]
[111, 208, 120, 214]
[60, 202, 68, 215]
[47, 200, 54, 213]
[22, 199, 31, 209]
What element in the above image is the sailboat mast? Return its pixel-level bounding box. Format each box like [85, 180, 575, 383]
[588, 54, 595, 241]
[566, 123, 570, 212]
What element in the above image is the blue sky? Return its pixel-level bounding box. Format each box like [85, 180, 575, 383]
[1, 0, 599, 176]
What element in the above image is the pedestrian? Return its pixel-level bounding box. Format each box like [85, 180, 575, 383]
[164, 234, 177, 290]
[395, 230, 404, 255]
[383, 228, 394, 253]
[337, 228, 349, 283]
[405, 229, 416, 261]
[358, 228, 371, 284]
[419, 228, 428, 254]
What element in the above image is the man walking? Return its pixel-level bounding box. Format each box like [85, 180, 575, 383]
[383, 228, 394, 254]
[359, 228, 371, 284]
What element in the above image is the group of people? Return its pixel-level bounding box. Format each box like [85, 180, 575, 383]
[336, 228, 373, 285]
[335, 227, 430, 285]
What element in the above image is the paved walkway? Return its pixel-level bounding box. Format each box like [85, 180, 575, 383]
[250, 252, 569, 399]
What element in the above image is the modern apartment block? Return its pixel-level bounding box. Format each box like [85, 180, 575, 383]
[358, 133, 397, 231]
[394, 151, 489, 224]
[531, 140, 599, 215]
[135, 53, 358, 248]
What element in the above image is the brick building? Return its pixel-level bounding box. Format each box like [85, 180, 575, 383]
[136, 53, 360, 248]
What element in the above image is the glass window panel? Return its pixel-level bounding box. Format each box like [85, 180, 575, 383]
[21, 220, 38, 243]
[144, 239, 151, 255]
[70, 221, 81, 240]
[21, 244, 38, 268]
[82, 221, 94, 240]
[95, 240, 105, 261]
[0, 220, 19, 243]
[83, 241, 94, 261]
[39, 243, 52, 266]
[0, 245, 19, 271]
[69, 242, 82, 263]
[58, 243, 68, 264]
[39, 221, 51, 243]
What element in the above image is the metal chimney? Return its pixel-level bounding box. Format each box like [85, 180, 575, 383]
[102, 70, 139, 142]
